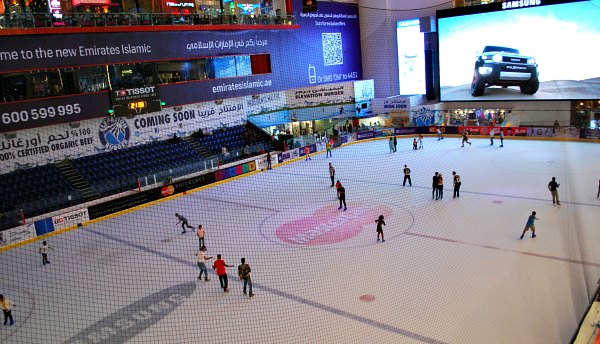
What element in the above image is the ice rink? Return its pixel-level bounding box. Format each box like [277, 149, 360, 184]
[2, 136, 600, 344]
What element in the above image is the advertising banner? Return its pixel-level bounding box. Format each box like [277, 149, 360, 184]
[285, 83, 355, 108]
[394, 128, 416, 135]
[458, 126, 528, 136]
[110, 86, 162, 117]
[372, 98, 411, 114]
[52, 208, 89, 231]
[356, 131, 375, 140]
[0, 223, 36, 247]
[353, 80, 375, 103]
[0, 92, 110, 133]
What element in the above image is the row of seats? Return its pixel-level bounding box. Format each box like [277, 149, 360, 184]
[194, 125, 249, 153]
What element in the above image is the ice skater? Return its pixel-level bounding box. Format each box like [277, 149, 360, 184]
[548, 177, 561, 205]
[412, 138, 418, 150]
[336, 180, 342, 199]
[195, 246, 212, 281]
[489, 128, 495, 145]
[196, 225, 205, 249]
[393, 136, 398, 152]
[375, 215, 386, 242]
[437, 128, 443, 140]
[326, 141, 332, 158]
[213, 254, 233, 293]
[432, 172, 439, 199]
[338, 184, 347, 211]
[452, 171, 461, 198]
[329, 163, 335, 187]
[520, 211, 539, 239]
[238, 258, 254, 297]
[437, 173, 444, 200]
[403, 165, 412, 186]
[175, 213, 194, 234]
[304, 146, 311, 161]
[389, 137, 394, 153]
[0, 295, 14, 326]
[39, 241, 53, 266]
[500, 131, 504, 147]
[461, 130, 472, 147]
[418, 135, 423, 149]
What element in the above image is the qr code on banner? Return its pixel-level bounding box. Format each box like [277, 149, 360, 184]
[322, 33, 343, 66]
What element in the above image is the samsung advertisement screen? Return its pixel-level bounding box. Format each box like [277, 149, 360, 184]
[437, 0, 600, 101]
[397, 19, 425, 95]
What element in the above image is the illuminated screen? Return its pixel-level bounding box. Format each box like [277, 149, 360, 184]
[437, 0, 600, 101]
[396, 19, 425, 95]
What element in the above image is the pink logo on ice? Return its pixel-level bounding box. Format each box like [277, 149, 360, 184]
[276, 204, 392, 246]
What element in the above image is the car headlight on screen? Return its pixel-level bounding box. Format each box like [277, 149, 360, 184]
[492, 54, 502, 63]
[527, 57, 536, 65]
[478, 67, 493, 75]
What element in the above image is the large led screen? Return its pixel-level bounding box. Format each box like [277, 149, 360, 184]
[397, 19, 426, 95]
[438, 0, 600, 101]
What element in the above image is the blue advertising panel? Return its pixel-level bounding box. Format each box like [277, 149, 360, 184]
[0, 0, 361, 132]
[437, 0, 600, 101]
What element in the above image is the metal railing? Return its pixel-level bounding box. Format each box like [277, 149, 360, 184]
[0, 12, 297, 29]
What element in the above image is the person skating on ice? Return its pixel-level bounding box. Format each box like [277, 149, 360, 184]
[326, 140, 332, 158]
[375, 215, 386, 242]
[418, 135, 423, 149]
[548, 177, 561, 205]
[393, 136, 397, 152]
[520, 211, 539, 239]
[329, 163, 335, 187]
[0, 295, 15, 326]
[389, 137, 394, 153]
[403, 165, 412, 186]
[432, 172, 439, 200]
[336, 180, 342, 200]
[39, 241, 53, 266]
[489, 128, 495, 146]
[175, 213, 194, 234]
[452, 171, 461, 198]
[195, 246, 212, 281]
[213, 254, 233, 293]
[437, 128, 443, 140]
[500, 131, 504, 147]
[338, 185, 347, 211]
[196, 225, 205, 249]
[461, 130, 471, 147]
[266, 152, 272, 170]
[304, 146, 311, 161]
[437, 173, 444, 200]
[238, 258, 254, 297]
[412, 138, 418, 150]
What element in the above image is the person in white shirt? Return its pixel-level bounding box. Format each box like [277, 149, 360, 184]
[490, 128, 495, 146]
[196, 225, 205, 249]
[39, 241, 53, 266]
[195, 246, 212, 281]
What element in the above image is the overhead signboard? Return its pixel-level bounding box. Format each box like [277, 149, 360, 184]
[109, 86, 162, 117]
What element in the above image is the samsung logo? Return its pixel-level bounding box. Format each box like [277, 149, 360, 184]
[502, 0, 541, 10]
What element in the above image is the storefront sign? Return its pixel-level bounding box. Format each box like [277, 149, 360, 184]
[394, 128, 416, 135]
[372, 98, 410, 113]
[356, 131, 375, 140]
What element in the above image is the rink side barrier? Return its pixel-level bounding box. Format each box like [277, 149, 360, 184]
[2, 130, 599, 253]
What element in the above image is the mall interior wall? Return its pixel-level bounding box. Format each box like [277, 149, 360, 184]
[358, 0, 451, 98]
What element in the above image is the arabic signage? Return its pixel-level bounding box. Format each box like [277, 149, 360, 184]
[285, 83, 354, 108]
[372, 98, 410, 114]
[0, 92, 110, 134]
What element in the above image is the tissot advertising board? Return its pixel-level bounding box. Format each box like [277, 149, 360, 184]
[437, 0, 600, 101]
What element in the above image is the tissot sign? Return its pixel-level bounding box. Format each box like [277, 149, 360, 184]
[110, 86, 161, 117]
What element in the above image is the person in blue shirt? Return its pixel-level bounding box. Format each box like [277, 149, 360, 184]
[520, 211, 540, 239]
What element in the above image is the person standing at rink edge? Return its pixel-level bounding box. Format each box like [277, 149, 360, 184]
[329, 163, 335, 187]
[326, 140, 332, 158]
[375, 215, 386, 242]
[520, 211, 539, 239]
[548, 177, 561, 205]
[238, 258, 254, 297]
[213, 254, 233, 293]
[393, 136, 397, 152]
[452, 171, 461, 198]
[175, 213, 194, 234]
[266, 152, 272, 170]
[304, 146, 311, 161]
[0, 295, 15, 326]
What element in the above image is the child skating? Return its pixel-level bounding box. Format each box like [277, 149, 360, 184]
[375, 215, 386, 242]
[39, 241, 54, 266]
[412, 138, 418, 150]
[520, 211, 539, 239]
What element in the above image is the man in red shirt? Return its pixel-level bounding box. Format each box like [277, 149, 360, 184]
[213, 254, 233, 293]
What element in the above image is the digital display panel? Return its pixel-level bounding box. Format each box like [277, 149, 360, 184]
[397, 19, 425, 95]
[437, 0, 600, 101]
